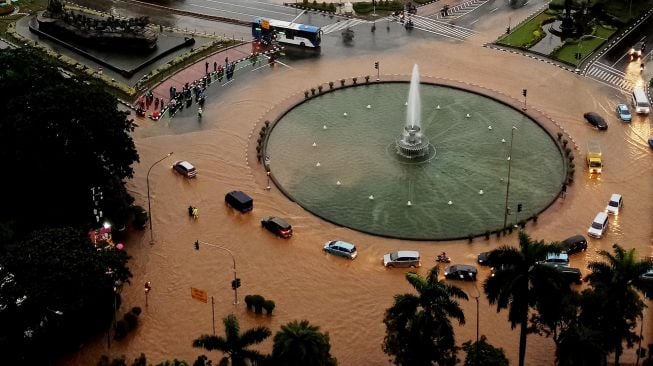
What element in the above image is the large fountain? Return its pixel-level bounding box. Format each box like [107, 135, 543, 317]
[395, 65, 431, 160]
[264, 69, 566, 240]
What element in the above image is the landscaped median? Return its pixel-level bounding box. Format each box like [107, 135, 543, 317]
[494, 0, 650, 67]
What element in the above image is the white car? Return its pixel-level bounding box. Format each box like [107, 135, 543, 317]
[605, 193, 623, 215]
[588, 212, 609, 239]
[383, 251, 421, 268]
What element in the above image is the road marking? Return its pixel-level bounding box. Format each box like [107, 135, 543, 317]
[470, 19, 480, 25]
[490, 7, 499, 12]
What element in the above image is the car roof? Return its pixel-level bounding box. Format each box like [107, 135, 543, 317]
[395, 250, 420, 258]
[562, 234, 586, 244]
[449, 264, 477, 271]
[609, 193, 622, 201]
[331, 240, 355, 250]
[269, 217, 290, 226]
[584, 112, 604, 122]
[617, 104, 629, 110]
[176, 161, 194, 169]
[594, 211, 609, 221]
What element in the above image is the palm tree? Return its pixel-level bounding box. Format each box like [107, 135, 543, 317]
[585, 244, 650, 366]
[483, 231, 561, 366]
[382, 266, 468, 366]
[271, 320, 337, 366]
[192, 314, 271, 366]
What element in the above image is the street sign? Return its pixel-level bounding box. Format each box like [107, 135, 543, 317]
[191, 287, 208, 303]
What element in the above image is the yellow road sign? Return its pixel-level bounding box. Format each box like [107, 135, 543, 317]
[191, 287, 208, 303]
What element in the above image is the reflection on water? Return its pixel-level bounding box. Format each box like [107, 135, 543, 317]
[57, 39, 653, 366]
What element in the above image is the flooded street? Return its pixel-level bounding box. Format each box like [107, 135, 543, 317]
[59, 6, 653, 366]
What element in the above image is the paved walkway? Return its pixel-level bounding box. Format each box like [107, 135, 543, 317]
[138, 42, 279, 113]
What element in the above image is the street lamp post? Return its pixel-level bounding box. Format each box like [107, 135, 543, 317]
[195, 240, 239, 305]
[144, 281, 152, 307]
[503, 126, 517, 228]
[147, 152, 173, 244]
[467, 286, 481, 366]
[266, 171, 271, 190]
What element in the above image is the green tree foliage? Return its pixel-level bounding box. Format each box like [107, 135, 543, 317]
[193, 314, 271, 366]
[0, 227, 132, 363]
[383, 266, 467, 366]
[483, 231, 563, 366]
[461, 335, 509, 366]
[271, 320, 337, 366]
[584, 244, 649, 366]
[0, 48, 139, 232]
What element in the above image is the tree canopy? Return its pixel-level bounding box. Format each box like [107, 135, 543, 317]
[0, 226, 132, 363]
[0, 48, 139, 231]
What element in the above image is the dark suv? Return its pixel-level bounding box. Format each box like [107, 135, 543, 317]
[560, 235, 587, 255]
[261, 217, 292, 238]
[540, 263, 583, 285]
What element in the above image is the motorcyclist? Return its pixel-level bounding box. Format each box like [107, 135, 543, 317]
[198, 107, 203, 119]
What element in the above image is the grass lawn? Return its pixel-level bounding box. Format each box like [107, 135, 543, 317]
[551, 25, 616, 65]
[497, 13, 555, 48]
[0, 0, 48, 38]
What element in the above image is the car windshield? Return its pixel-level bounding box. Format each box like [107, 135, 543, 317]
[638, 101, 650, 107]
[609, 200, 619, 207]
[590, 162, 601, 167]
[390, 252, 398, 260]
[618, 106, 629, 113]
[591, 222, 604, 230]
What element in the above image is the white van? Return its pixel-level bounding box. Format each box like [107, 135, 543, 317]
[631, 87, 650, 114]
[587, 212, 609, 239]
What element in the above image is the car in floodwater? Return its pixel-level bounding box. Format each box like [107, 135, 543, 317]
[584, 112, 608, 130]
[261, 216, 293, 238]
[444, 264, 477, 281]
[616, 104, 632, 122]
[559, 235, 588, 255]
[383, 250, 421, 268]
[323, 240, 357, 260]
[477, 251, 494, 266]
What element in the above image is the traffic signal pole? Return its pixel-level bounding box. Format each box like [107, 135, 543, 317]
[195, 240, 239, 305]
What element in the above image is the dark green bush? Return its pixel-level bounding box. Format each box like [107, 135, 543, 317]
[263, 300, 275, 315]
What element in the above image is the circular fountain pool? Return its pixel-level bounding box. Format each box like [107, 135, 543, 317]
[265, 82, 565, 240]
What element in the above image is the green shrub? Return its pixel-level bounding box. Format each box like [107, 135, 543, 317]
[263, 300, 275, 315]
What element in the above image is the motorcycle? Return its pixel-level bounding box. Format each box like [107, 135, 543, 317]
[436, 254, 451, 263]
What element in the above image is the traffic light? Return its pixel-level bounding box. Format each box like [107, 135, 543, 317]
[374, 61, 379, 70]
[517, 203, 523, 212]
[522, 89, 527, 97]
[194, 240, 199, 250]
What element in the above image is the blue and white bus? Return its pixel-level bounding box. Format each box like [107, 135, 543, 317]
[252, 17, 322, 48]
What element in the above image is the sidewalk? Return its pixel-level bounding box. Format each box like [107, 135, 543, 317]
[141, 42, 257, 110]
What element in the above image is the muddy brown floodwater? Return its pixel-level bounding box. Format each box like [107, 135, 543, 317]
[60, 37, 652, 366]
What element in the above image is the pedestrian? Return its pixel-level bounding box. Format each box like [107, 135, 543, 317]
[561, 184, 567, 200]
[192, 207, 199, 219]
[225, 56, 229, 66]
[214, 61, 217, 72]
[169, 86, 174, 99]
[188, 206, 193, 217]
[160, 99, 165, 111]
[205, 61, 209, 73]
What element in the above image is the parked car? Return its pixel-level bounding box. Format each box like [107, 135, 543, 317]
[173, 161, 197, 178]
[323, 240, 357, 259]
[559, 235, 588, 255]
[383, 250, 421, 268]
[616, 104, 632, 122]
[444, 264, 477, 281]
[605, 193, 623, 215]
[539, 252, 569, 266]
[261, 216, 292, 238]
[477, 251, 493, 266]
[584, 112, 608, 130]
[588, 212, 609, 239]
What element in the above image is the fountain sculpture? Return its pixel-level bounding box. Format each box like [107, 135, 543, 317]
[395, 64, 431, 160]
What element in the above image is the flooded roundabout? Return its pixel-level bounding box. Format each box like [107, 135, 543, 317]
[61, 43, 652, 366]
[265, 65, 566, 240]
